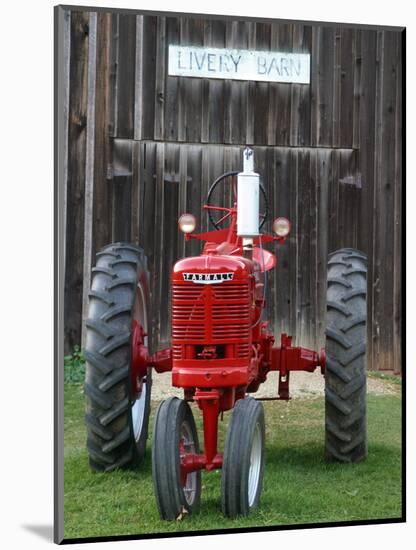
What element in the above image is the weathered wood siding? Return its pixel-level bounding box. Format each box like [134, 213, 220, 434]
[60, 9, 403, 373]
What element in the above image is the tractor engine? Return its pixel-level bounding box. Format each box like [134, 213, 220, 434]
[171, 254, 256, 393]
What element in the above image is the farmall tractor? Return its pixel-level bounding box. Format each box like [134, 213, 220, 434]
[84, 148, 368, 519]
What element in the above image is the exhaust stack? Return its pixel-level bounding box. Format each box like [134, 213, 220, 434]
[237, 148, 260, 239]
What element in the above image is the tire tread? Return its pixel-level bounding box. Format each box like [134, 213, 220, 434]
[325, 248, 367, 463]
[84, 242, 151, 472]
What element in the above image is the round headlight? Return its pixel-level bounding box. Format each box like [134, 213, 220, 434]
[272, 217, 291, 237]
[178, 213, 196, 234]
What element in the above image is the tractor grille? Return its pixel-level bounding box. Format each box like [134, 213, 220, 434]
[172, 281, 251, 359]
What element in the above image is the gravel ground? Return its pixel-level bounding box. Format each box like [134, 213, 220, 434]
[151, 369, 397, 401]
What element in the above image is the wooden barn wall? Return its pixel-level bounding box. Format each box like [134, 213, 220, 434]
[62, 10, 403, 374]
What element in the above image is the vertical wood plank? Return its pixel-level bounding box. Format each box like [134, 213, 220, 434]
[372, 31, 399, 372]
[290, 25, 312, 146]
[109, 14, 119, 137]
[317, 26, 335, 146]
[272, 148, 292, 337]
[357, 29, 377, 372]
[159, 144, 180, 346]
[114, 14, 136, 138]
[61, 9, 71, 281]
[141, 142, 157, 266]
[352, 29, 362, 149]
[203, 19, 226, 143]
[332, 27, 342, 147]
[154, 16, 166, 140]
[152, 143, 165, 349]
[180, 18, 204, 143]
[92, 12, 113, 255]
[141, 16, 157, 139]
[316, 149, 331, 347]
[112, 140, 133, 242]
[186, 145, 203, 256]
[339, 28, 355, 147]
[81, 12, 97, 349]
[136, 142, 146, 248]
[328, 149, 340, 252]
[296, 148, 312, 347]
[164, 17, 180, 142]
[372, 30, 385, 373]
[64, 10, 89, 351]
[289, 149, 299, 340]
[246, 21, 256, 145]
[337, 150, 360, 249]
[253, 22, 271, 145]
[310, 26, 319, 147]
[134, 15, 144, 141]
[178, 146, 188, 258]
[131, 141, 140, 244]
[225, 21, 249, 144]
[393, 32, 403, 374]
[268, 23, 292, 146]
[309, 148, 318, 347]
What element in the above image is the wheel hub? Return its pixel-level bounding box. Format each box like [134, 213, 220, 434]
[179, 423, 198, 506]
[131, 320, 149, 396]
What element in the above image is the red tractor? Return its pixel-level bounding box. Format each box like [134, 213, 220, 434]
[84, 148, 368, 519]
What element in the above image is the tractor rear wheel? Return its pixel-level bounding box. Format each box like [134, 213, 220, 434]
[84, 242, 152, 471]
[221, 397, 265, 518]
[152, 397, 201, 520]
[325, 248, 367, 463]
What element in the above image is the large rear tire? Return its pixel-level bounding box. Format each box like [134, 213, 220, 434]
[325, 248, 367, 463]
[84, 242, 152, 471]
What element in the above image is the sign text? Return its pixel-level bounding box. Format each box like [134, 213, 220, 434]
[168, 46, 310, 84]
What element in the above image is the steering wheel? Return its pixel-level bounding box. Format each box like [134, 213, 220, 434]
[205, 171, 269, 230]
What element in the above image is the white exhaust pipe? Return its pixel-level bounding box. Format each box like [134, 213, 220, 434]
[237, 148, 260, 238]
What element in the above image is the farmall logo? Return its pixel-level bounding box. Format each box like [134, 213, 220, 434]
[182, 272, 234, 284]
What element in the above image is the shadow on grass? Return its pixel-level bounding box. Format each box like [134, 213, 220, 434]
[266, 442, 399, 469]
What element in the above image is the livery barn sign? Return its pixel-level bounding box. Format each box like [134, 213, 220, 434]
[168, 45, 310, 84]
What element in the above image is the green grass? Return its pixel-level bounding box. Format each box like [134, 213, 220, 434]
[64, 385, 402, 539]
[64, 346, 85, 384]
[368, 371, 402, 386]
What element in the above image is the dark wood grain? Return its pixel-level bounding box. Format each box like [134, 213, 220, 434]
[140, 16, 157, 139]
[372, 31, 399, 372]
[92, 12, 113, 255]
[62, 13, 403, 373]
[291, 25, 312, 146]
[64, 10, 90, 352]
[253, 22, 271, 145]
[114, 14, 136, 138]
[393, 33, 403, 374]
[205, 19, 226, 143]
[268, 23, 292, 146]
[317, 26, 335, 146]
[81, 12, 97, 348]
[357, 29, 377, 370]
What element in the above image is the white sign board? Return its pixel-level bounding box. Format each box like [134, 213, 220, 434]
[168, 45, 310, 84]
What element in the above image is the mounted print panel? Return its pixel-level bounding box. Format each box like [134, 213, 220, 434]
[55, 4, 404, 545]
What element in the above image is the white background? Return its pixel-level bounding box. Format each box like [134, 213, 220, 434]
[0, 0, 411, 549]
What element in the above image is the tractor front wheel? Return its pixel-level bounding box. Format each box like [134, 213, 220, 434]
[221, 397, 265, 518]
[325, 248, 368, 463]
[152, 397, 201, 520]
